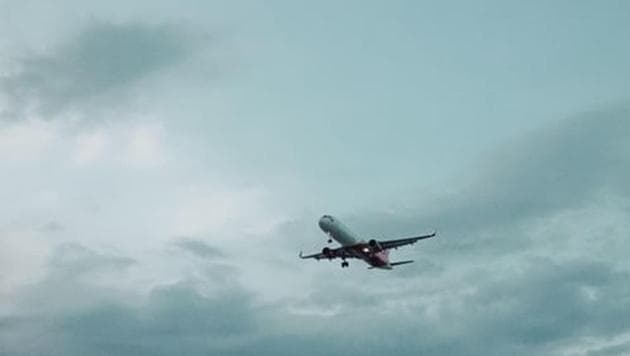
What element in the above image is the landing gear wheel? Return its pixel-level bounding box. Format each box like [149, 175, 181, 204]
[341, 261, 349, 268]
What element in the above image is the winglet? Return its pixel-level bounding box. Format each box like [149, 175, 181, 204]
[420, 230, 437, 240]
[299, 251, 304, 259]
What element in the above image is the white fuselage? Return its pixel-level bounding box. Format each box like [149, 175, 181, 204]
[318, 215, 360, 246]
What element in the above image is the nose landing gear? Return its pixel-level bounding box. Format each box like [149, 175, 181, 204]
[341, 261, 349, 268]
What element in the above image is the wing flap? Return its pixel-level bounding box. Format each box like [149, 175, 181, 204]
[390, 260, 414, 266]
[299, 247, 356, 260]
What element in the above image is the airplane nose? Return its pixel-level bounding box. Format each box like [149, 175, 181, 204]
[318, 215, 332, 230]
[318, 216, 328, 229]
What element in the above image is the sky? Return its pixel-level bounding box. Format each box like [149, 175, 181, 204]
[1, 1, 629, 355]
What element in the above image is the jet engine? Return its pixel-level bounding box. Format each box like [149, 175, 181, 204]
[322, 247, 334, 258]
[368, 239, 383, 252]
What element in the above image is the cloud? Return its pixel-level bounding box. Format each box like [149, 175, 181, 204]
[276, 258, 630, 356]
[2, 105, 629, 355]
[0, 243, 257, 356]
[0, 21, 196, 117]
[583, 334, 630, 356]
[173, 238, 225, 260]
[443, 259, 630, 355]
[357, 105, 630, 241]
[0, 225, 50, 298]
[47, 243, 135, 275]
[12, 243, 136, 314]
[40, 221, 66, 233]
[50, 282, 256, 355]
[169, 185, 279, 237]
[0, 119, 59, 160]
[282, 105, 630, 355]
[4, 255, 630, 355]
[73, 129, 110, 163]
[122, 123, 165, 167]
[1, 284, 257, 356]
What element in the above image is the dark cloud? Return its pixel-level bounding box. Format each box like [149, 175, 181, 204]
[173, 238, 225, 259]
[52, 283, 255, 355]
[40, 221, 66, 233]
[461, 106, 630, 224]
[1, 283, 257, 356]
[0, 243, 256, 356]
[443, 259, 630, 355]
[588, 342, 630, 356]
[248, 106, 630, 355]
[13, 243, 136, 315]
[280, 106, 630, 355]
[3, 242, 630, 354]
[47, 242, 135, 275]
[287, 258, 630, 356]
[0, 21, 195, 117]
[357, 105, 630, 242]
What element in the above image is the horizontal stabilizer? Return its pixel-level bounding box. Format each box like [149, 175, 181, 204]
[390, 260, 414, 266]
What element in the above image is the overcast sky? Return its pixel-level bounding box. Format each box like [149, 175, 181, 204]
[1, 1, 630, 355]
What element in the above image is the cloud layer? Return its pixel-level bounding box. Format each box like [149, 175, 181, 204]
[1, 21, 195, 118]
[0, 3, 629, 355]
[1, 105, 629, 355]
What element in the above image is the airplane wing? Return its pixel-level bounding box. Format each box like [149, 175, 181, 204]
[378, 231, 437, 250]
[299, 247, 355, 260]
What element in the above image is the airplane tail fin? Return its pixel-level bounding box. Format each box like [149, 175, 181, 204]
[390, 260, 414, 267]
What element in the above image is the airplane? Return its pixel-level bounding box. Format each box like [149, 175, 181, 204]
[299, 215, 436, 270]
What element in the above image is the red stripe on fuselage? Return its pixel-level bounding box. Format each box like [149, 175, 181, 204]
[349, 244, 390, 267]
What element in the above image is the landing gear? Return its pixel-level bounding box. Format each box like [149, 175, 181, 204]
[327, 238, 333, 243]
[341, 261, 349, 268]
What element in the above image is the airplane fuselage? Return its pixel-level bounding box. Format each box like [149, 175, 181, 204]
[318, 215, 391, 269]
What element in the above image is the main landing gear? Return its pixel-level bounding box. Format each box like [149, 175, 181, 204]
[341, 260, 349, 268]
